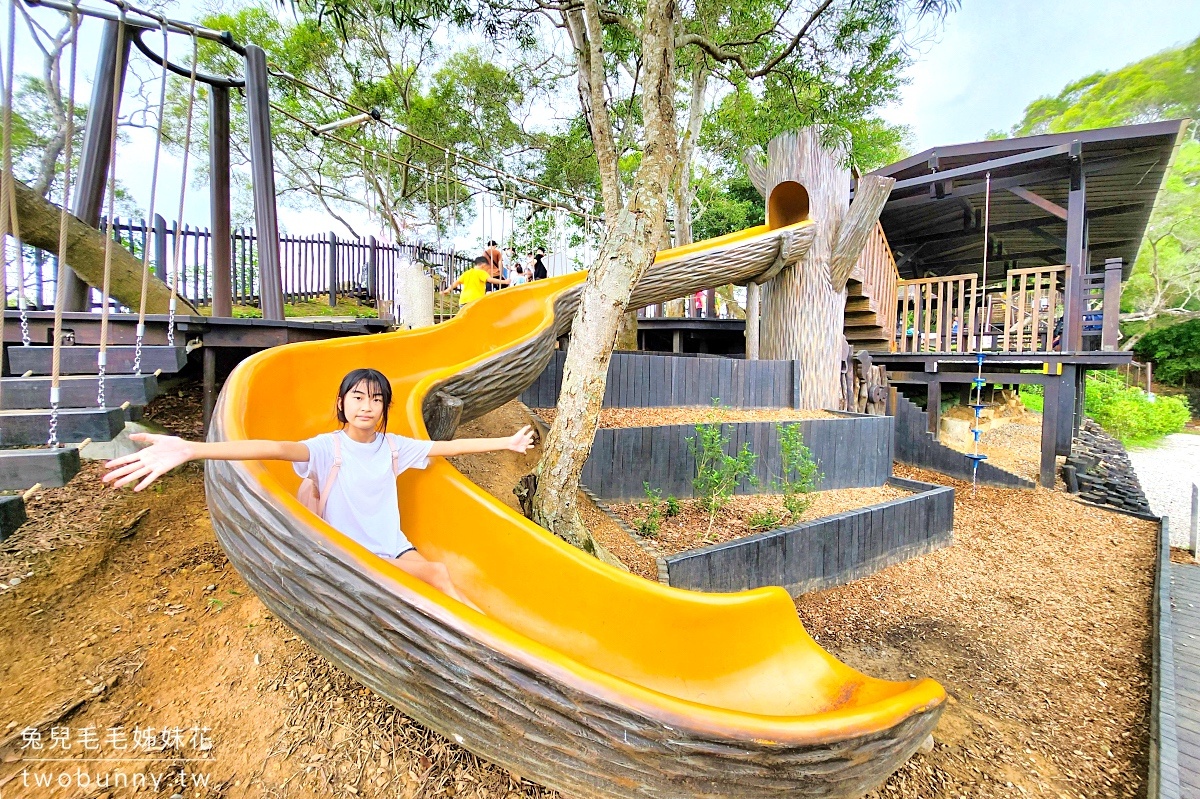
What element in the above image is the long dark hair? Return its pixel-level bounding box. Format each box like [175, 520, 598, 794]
[336, 368, 393, 434]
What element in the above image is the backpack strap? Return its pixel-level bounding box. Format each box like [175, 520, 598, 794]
[385, 433, 400, 476]
[316, 433, 343, 518]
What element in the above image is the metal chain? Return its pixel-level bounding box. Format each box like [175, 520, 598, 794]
[167, 32, 199, 348]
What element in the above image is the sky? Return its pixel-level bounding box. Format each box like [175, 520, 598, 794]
[10, 0, 1200, 265]
[882, 0, 1200, 152]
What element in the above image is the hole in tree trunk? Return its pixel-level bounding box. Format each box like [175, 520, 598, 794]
[767, 181, 810, 229]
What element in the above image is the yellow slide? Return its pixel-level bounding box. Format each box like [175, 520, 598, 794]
[204, 222, 944, 799]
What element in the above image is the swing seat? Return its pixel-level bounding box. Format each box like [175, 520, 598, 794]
[205, 222, 945, 799]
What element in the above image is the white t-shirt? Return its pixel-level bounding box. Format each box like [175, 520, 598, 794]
[294, 431, 434, 558]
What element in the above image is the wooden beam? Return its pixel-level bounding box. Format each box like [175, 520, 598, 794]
[1007, 187, 1067, 220]
[209, 85, 233, 317]
[890, 143, 1074, 193]
[1062, 144, 1086, 352]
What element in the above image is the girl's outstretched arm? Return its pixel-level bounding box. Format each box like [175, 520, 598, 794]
[101, 433, 310, 492]
[428, 425, 534, 457]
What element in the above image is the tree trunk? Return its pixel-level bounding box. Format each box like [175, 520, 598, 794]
[532, 0, 679, 549]
[12, 177, 195, 315]
[743, 130, 893, 408]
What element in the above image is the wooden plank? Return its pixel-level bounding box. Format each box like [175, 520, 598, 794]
[1046, 270, 1057, 351]
[1016, 273, 1028, 353]
[718, 358, 734, 408]
[936, 279, 946, 352]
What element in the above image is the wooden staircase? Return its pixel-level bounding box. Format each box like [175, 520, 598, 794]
[0, 343, 186, 540]
[843, 222, 899, 352]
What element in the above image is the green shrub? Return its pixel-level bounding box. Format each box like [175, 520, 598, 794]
[664, 496, 681, 518]
[748, 509, 783, 531]
[1022, 371, 1190, 446]
[1085, 371, 1190, 446]
[688, 419, 758, 533]
[635, 482, 663, 537]
[1134, 319, 1200, 387]
[774, 423, 822, 516]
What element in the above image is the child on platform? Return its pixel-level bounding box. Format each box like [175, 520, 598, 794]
[100, 368, 534, 611]
[443, 255, 507, 312]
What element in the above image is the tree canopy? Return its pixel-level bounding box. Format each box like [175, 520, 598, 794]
[996, 34, 1200, 336]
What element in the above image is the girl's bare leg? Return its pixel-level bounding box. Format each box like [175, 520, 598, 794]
[385, 550, 483, 613]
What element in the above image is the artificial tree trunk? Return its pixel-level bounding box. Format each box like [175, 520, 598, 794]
[532, 0, 679, 551]
[743, 130, 893, 408]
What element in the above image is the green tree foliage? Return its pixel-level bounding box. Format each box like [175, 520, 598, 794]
[1134, 319, 1200, 386]
[1000, 35, 1200, 330]
[1023, 371, 1190, 445]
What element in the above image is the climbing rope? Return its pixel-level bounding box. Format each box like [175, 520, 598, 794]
[963, 172, 995, 494]
[166, 31, 199, 348]
[47, 2, 80, 447]
[97, 6, 129, 408]
[0, 0, 16, 390]
[132, 16, 172, 375]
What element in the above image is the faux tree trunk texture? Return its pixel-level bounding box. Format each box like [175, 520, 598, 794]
[12, 177, 197, 315]
[743, 130, 893, 409]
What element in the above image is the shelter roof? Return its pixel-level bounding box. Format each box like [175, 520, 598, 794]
[866, 120, 1191, 281]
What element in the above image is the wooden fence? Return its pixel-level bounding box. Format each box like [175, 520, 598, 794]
[895, 273, 979, 353]
[1001, 265, 1066, 353]
[521, 351, 801, 409]
[662, 476, 954, 596]
[9, 215, 472, 313]
[578, 414, 894, 501]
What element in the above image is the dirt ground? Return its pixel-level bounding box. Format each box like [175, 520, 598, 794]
[608, 485, 911, 556]
[0, 384, 1157, 798]
[942, 414, 1043, 483]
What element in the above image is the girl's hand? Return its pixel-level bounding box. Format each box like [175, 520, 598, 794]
[507, 425, 535, 454]
[101, 433, 193, 491]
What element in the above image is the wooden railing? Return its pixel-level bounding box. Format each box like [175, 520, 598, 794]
[851, 222, 899, 345]
[894, 274, 979, 352]
[1000, 265, 1066, 353]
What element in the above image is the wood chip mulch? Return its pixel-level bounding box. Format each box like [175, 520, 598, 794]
[944, 415, 1043, 482]
[797, 464, 1156, 798]
[608, 486, 910, 557]
[536, 406, 835, 429]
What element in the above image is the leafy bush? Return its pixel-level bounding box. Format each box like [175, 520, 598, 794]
[688, 419, 757, 533]
[664, 496, 681, 518]
[748, 509, 784, 531]
[774, 423, 822, 516]
[1020, 371, 1190, 446]
[1085, 372, 1190, 446]
[636, 483, 663, 537]
[1134, 319, 1200, 387]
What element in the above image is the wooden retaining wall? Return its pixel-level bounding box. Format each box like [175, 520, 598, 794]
[892, 391, 1034, 489]
[521, 351, 798, 409]
[578, 414, 894, 501]
[662, 476, 954, 597]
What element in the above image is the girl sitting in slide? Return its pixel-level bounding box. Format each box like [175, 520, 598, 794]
[101, 368, 534, 611]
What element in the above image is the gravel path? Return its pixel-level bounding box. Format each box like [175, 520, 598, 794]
[1129, 433, 1200, 547]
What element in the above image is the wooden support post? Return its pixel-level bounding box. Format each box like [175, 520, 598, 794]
[1040, 377, 1059, 488]
[745, 282, 760, 360]
[672, 330, 683, 354]
[209, 85, 233, 318]
[152, 214, 167, 282]
[327, 232, 338, 307]
[244, 44, 285, 321]
[64, 20, 131, 311]
[926, 381, 941, 439]
[1062, 142, 1086, 352]
[1055, 365, 1076, 456]
[202, 346, 217, 435]
[1101, 257, 1122, 351]
[705, 288, 716, 318]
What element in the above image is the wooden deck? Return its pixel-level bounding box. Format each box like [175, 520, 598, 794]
[1172, 560, 1200, 796]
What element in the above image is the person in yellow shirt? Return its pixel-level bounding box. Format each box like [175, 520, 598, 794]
[443, 256, 508, 311]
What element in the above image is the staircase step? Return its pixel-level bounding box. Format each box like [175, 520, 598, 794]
[0, 374, 159, 410]
[7, 345, 188, 376]
[0, 494, 26, 541]
[0, 407, 126, 446]
[846, 296, 876, 313]
[844, 311, 881, 328]
[0, 446, 81, 491]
